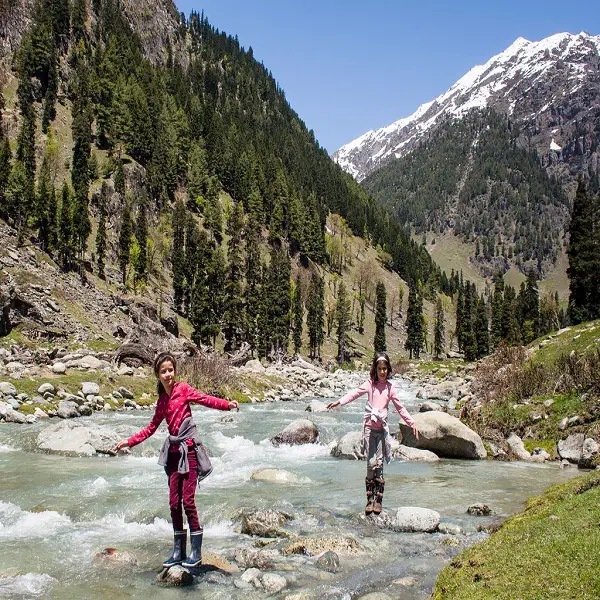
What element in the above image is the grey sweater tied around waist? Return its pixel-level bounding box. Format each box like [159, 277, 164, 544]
[157, 416, 213, 482]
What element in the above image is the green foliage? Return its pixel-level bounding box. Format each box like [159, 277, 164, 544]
[133, 195, 148, 284]
[567, 179, 600, 324]
[95, 182, 107, 279]
[363, 110, 568, 270]
[306, 272, 325, 359]
[432, 473, 600, 599]
[405, 286, 425, 359]
[335, 279, 352, 363]
[58, 182, 74, 268]
[118, 202, 132, 284]
[291, 274, 303, 355]
[374, 280, 387, 352]
[434, 297, 445, 359]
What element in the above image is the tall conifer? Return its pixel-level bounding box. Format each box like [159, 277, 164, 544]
[374, 281, 387, 352]
[291, 274, 304, 355]
[118, 203, 132, 285]
[335, 280, 352, 364]
[434, 297, 445, 360]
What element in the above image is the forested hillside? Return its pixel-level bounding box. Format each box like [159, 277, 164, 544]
[0, 0, 444, 361]
[362, 110, 570, 277]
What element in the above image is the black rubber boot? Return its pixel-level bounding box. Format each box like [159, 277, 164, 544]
[373, 476, 385, 515]
[163, 530, 187, 568]
[182, 530, 203, 568]
[365, 477, 376, 515]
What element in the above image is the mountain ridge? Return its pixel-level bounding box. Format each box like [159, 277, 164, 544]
[334, 31, 600, 191]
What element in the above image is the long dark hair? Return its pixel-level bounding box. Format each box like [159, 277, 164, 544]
[370, 352, 392, 383]
[154, 352, 177, 396]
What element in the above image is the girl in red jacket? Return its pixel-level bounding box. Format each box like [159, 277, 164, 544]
[115, 352, 238, 569]
[328, 352, 418, 515]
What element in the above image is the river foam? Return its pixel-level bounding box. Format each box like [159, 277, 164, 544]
[0, 573, 56, 598]
[0, 502, 71, 539]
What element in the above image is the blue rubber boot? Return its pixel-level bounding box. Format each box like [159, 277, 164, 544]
[182, 530, 203, 568]
[163, 530, 187, 568]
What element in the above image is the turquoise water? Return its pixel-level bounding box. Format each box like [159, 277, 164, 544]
[0, 380, 580, 599]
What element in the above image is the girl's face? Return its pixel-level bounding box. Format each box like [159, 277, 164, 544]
[376, 360, 389, 382]
[158, 360, 176, 391]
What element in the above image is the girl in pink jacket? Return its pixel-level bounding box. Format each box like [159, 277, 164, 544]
[115, 352, 238, 570]
[328, 352, 418, 515]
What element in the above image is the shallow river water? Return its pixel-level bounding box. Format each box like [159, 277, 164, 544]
[0, 379, 580, 599]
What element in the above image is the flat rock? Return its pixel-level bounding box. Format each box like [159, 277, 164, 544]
[234, 547, 278, 569]
[37, 421, 135, 456]
[282, 536, 362, 557]
[420, 401, 443, 412]
[271, 419, 319, 446]
[392, 507, 440, 532]
[399, 412, 486, 459]
[4, 408, 27, 423]
[393, 444, 440, 462]
[251, 468, 304, 484]
[81, 382, 100, 396]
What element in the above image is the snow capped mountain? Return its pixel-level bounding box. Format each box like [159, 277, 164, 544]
[334, 32, 600, 182]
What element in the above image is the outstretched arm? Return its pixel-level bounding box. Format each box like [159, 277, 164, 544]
[116, 400, 166, 451]
[327, 380, 370, 411]
[185, 383, 234, 411]
[390, 388, 419, 439]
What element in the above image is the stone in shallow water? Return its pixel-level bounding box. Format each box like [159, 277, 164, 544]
[155, 565, 193, 587]
[467, 503, 492, 516]
[393, 507, 440, 532]
[270, 419, 319, 446]
[251, 468, 304, 484]
[237, 508, 293, 538]
[260, 572, 287, 594]
[94, 547, 138, 567]
[315, 550, 340, 572]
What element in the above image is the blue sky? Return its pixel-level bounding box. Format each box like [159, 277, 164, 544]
[175, 0, 600, 154]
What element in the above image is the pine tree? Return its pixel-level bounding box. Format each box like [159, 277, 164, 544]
[113, 159, 125, 196]
[205, 246, 227, 346]
[357, 294, 366, 334]
[187, 138, 209, 208]
[335, 280, 352, 364]
[475, 295, 490, 359]
[405, 287, 425, 359]
[521, 269, 540, 343]
[567, 179, 600, 324]
[0, 91, 11, 216]
[490, 278, 504, 349]
[58, 181, 74, 268]
[306, 272, 325, 359]
[244, 218, 263, 354]
[265, 243, 291, 355]
[118, 203, 132, 285]
[41, 50, 58, 132]
[291, 274, 303, 355]
[462, 282, 478, 361]
[133, 196, 148, 285]
[433, 297, 445, 360]
[71, 0, 87, 42]
[35, 157, 52, 250]
[71, 44, 92, 264]
[171, 200, 186, 312]
[95, 182, 107, 279]
[204, 175, 223, 243]
[455, 282, 465, 352]
[223, 201, 245, 352]
[374, 280, 387, 352]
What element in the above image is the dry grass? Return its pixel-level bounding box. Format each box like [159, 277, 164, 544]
[178, 354, 240, 399]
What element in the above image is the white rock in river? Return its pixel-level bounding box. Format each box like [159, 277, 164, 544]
[392, 507, 440, 532]
[331, 431, 365, 460]
[506, 433, 531, 460]
[251, 468, 305, 484]
[270, 419, 319, 446]
[393, 444, 440, 462]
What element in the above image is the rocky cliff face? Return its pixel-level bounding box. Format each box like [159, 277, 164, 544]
[0, 0, 186, 66]
[334, 32, 600, 194]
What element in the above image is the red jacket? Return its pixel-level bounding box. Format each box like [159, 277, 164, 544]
[127, 381, 230, 448]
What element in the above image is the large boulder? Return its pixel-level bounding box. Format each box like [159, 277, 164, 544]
[399, 412, 486, 459]
[56, 400, 80, 419]
[331, 431, 365, 460]
[305, 399, 328, 413]
[392, 507, 440, 532]
[0, 382, 17, 396]
[558, 433, 585, 464]
[37, 421, 135, 456]
[270, 419, 319, 446]
[156, 565, 193, 587]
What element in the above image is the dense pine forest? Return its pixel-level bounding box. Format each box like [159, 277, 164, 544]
[362, 110, 570, 276]
[0, 0, 448, 362]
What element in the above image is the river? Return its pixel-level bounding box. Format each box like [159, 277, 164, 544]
[0, 379, 579, 599]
